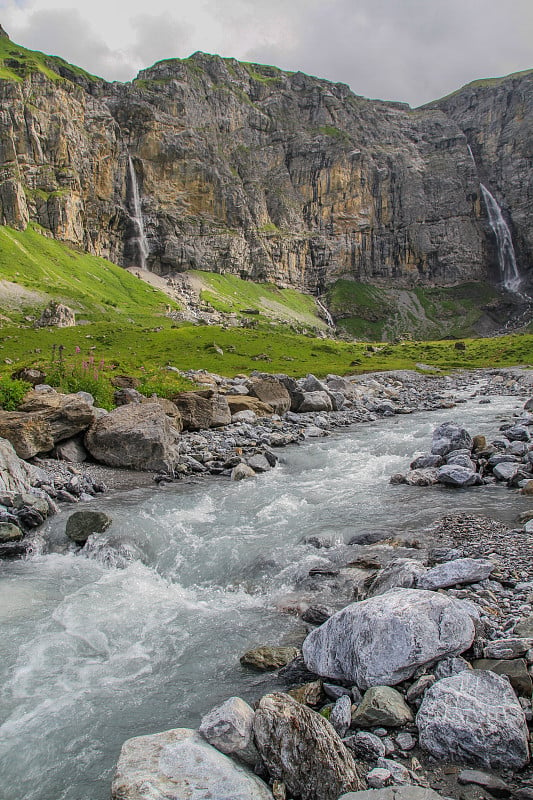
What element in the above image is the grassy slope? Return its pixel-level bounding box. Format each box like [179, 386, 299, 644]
[0, 34, 99, 83]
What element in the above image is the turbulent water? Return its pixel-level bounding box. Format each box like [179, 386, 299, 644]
[0, 391, 531, 800]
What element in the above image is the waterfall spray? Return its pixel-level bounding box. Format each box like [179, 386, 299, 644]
[480, 184, 521, 294]
[127, 155, 149, 270]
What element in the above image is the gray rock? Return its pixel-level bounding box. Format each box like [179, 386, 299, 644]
[431, 422, 473, 456]
[366, 559, 426, 597]
[417, 558, 494, 590]
[111, 727, 273, 800]
[514, 615, 533, 637]
[302, 588, 476, 688]
[505, 425, 530, 442]
[437, 464, 478, 487]
[403, 468, 440, 486]
[231, 410, 257, 423]
[416, 670, 530, 769]
[330, 694, 352, 737]
[246, 454, 271, 473]
[366, 768, 392, 789]
[344, 731, 386, 761]
[0, 521, 23, 542]
[395, 732, 416, 752]
[301, 374, 328, 393]
[405, 674, 436, 704]
[352, 687, 413, 728]
[199, 696, 257, 765]
[339, 788, 447, 800]
[65, 510, 112, 545]
[231, 463, 256, 481]
[472, 658, 532, 696]
[433, 656, 471, 680]
[375, 758, 411, 785]
[253, 692, 364, 800]
[458, 769, 510, 796]
[483, 637, 533, 659]
[297, 392, 333, 413]
[410, 454, 444, 469]
[240, 646, 299, 671]
[85, 402, 180, 471]
[52, 436, 88, 463]
[493, 461, 522, 481]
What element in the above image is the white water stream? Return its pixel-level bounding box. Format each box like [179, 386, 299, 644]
[127, 156, 149, 270]
[479, 183, 522, 294]
[0, 393, 530, 800]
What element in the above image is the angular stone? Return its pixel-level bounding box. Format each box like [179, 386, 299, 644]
[493, 461, 522, 481]
[0, 437, 43, 494]
[85, 402, 180, 471]
[227, 396, 274, 417]
[287, 680, 324, 707]
[403, 468, 440, 486]
[437, 464, 478, 488]
[253, 692, 364, 800]
[330, 694, 352, 737]
[240, 646, 299, 671]
[199, 696, 257, 765]
[111, 727, 273, 800]
[302, 588, 476, 689]
[367, 559, 426, 597]
[52, 435, 88, 463]
[19, 390, 96, 443]
[297, 392, 333, 413]
[0, 521, 23, 542]
[417, 670, 530, 769]
[433, 656, 471, 680]
[248, 377, 291, 415]
[0, 412, 54, 459]
[482, 638, 533, 659]
[457, 769, 510, 797]
[339, 789, 448, 800]
[352, 687, 413, 728]
[472, 658, 532, 696]
[171, 391, 231, 430]
[431, 422, 473, 456]
[417, 558, 493, 590]
[343, 731, 386, 761]
[410, 454, 444, 469]
[231, 463, 256, 481]
[514, 615, 533, 637]
[65, 510, 112, 545]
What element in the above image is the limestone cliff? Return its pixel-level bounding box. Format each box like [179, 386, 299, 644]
[0, 34, 530, 293]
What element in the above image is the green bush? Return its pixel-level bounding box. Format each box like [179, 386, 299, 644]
[0, 377, 31, 410]
[47, 356, 115, 410]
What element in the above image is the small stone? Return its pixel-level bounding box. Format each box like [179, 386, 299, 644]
[344, 731, 386, 760]
[0, 521, 23, 542]
[395, 732, 416, 751]
[457, 769, 511, 797]
[240, 646, 299, 671]
[287, 680, 324, 707]
[330, 694, 352, 737]
[65, 510, 112, 545]
[231, 463, 256, 481]
[366, 768, 392, 789]
[352, 686, 413, 728]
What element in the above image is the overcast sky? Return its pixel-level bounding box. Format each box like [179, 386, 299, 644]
[1, 0, 532, 106]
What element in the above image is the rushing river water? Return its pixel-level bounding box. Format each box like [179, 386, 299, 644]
[0, 390, 531, 800]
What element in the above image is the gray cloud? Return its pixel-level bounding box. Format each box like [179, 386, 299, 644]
[129, 13, 192, 68]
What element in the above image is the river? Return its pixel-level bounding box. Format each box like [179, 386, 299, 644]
[0, 389, 530, 800]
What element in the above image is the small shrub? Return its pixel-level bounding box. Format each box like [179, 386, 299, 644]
[0, 377, 31, 410]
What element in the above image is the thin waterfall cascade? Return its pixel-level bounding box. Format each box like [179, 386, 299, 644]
[479, 183, 522, 294]
[316, 298, 335, 327]
[127, 155, 149, 270]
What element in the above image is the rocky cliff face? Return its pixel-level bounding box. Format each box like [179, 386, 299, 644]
[0, 38, 530, 292]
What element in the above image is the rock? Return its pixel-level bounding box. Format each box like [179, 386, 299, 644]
[227, 396, 274, 417]
[246, 454, 271, 473]
[248, 377, 291, 415]
[0, 521, 23, 542]
[114, 388, 146, 405]
[403, 468, 440, 486]
[366, 559, 426, 597]
[410, 454, 444, 469]
[472, 434, 487, 451]
[514, 615, 533, 637]
[352, 687, 413, 728]
[343, 731, 386, 761]
[0, 412, 54, 458]
[433, 656, 471, 679]
[472, 658, 532, 696]
[301, 374, 328, 393]
[36, 301, 75, 327]
[65, 510, 112, 545]
[0, 437, 44, 493]
[172, 391, 231, 430]
[520, 480, 533, 495]
[287, 680, 324, 707]
[375, 758, 411, 785]
[457, 769, 511, 797]
[52, 435, 88, 463]
[253, 692, 364, 800]
[416, 670, 530, 769]
[493, 462, 522, 481]
[417, 557, 494, 590]
[111, 727, 274, 800]
[199, 696, 257, 765]
[301, 605, 333, 625]
[297, 392, 333, 413]
[11, 367, 46, 386]
[240, 646, 299, 671]
[483, 638, 533, 659]
[395, 732, 416, 752]
[431, 422, 473, 456]
[232, 410, 257, 423]
[406, 674, 436, 704]
[302, 588, 476, 688]
[339, 789, 447, 800]
[231, 463, 256, 481]
[437, 464, 478, 487]
[505, 425, 530, 442]
[366, 768, 392, 789]
[85, 402, 180, 471]
[330, 694, 352, 737]
[19, 390, 97, 443]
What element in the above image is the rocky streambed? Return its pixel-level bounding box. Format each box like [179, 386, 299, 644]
[0, 367, 532, 800]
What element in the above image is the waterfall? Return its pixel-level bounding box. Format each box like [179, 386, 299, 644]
[127, 155, 149, 270]
[316, 298, 335, 328]
[479, 183, 521, 294]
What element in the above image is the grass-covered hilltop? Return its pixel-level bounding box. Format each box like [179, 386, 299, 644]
[0, 30, 531, 406]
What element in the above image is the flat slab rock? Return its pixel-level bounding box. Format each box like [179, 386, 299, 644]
[111, 727, 273, 800]
[302, 588, 477, 688]
[339, 789, 449, 800]
[416, 669, 530, 770]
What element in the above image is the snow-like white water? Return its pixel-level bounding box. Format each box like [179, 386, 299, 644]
[480, 183, 522, 294]
[127, 155, 149, 270]
[0, 393, 530, 799]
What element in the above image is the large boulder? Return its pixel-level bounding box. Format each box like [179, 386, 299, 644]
[85, 402, 180, 471]
[248, 377, 291, 415]
[111, 727, 273, 800]
[65, 510, 112, 545]
[199, 696, 257, 765]
[431, 422, 473, 456]
[297, 391, 333, 413]
[437, 464, 478, 488]
[302, 588, 476, 688]
[19, 390, 97, 443]
[36, 301, 75, 327]
[253, 692, 364, 800]
[172, 391, 230, 430]
[366, 559, 426, 597]
[227, 396, 274, 417]
[0, 412, 54, 458]
[417, 670, 529, 770]
[417, 558, 494, 590]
